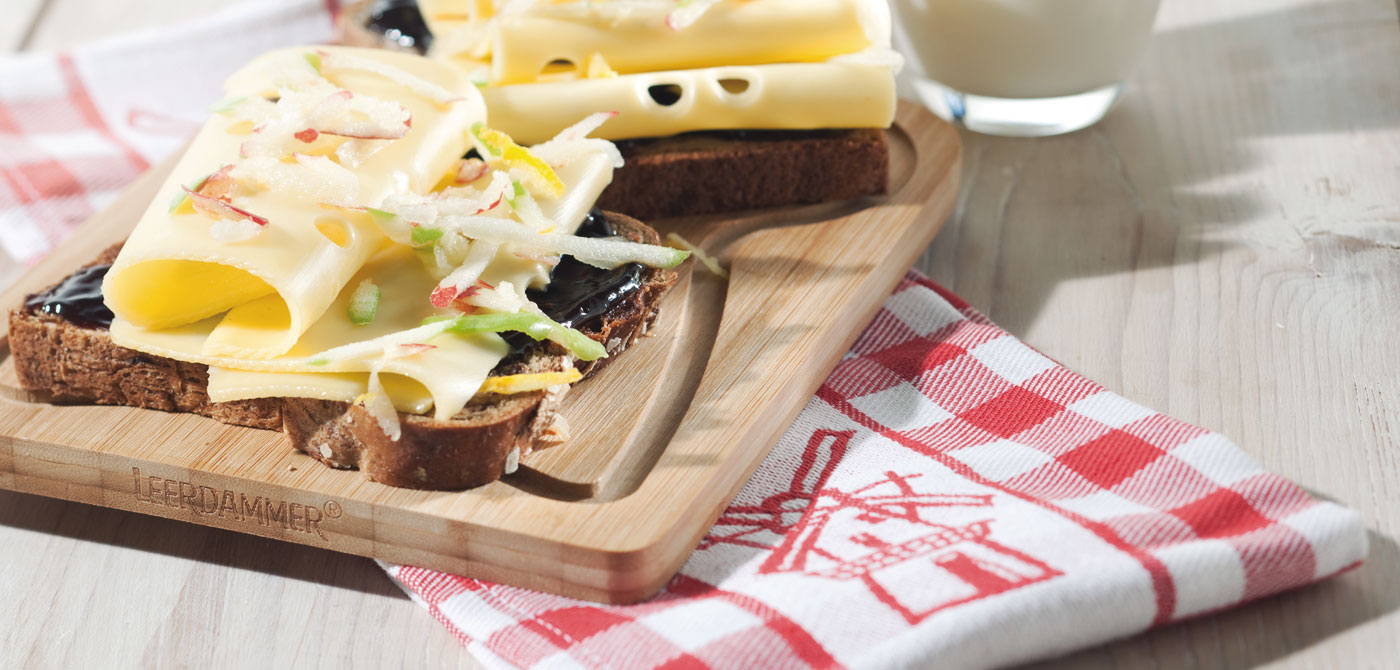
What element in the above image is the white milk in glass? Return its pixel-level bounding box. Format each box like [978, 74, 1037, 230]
[892, 0, 1162, 136]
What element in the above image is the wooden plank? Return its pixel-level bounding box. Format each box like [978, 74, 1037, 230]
[0, 101, 960, 604]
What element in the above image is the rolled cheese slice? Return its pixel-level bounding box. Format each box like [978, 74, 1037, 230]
[117, 152, 616, 421]
[489, 0, 882, 85]
[122, 245, 510, 421]
[104, 47, 482, 360]
[482, 62, 896, 144]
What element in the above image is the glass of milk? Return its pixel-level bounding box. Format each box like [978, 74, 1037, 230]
[891, 0, 1162, 136]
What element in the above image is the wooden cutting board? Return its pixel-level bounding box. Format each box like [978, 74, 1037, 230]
[0, 101, 959, 604]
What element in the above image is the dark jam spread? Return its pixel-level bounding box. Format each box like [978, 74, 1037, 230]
[25, 263, 114, 329]
[528, 210, 645, 330]
[504, 210, 645, 350]
[366, 0, 434, 54]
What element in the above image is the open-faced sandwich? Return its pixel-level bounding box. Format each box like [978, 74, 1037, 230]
[340, 0, 900, 219]
[8, 46, 688, 490]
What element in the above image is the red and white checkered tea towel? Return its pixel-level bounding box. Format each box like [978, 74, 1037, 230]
[383, 275, 1368, 669]
[0, 2, 1369, 669]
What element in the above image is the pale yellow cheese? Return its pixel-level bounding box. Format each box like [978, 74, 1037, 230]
[481, 62, 896, 144]
[116, 244, 509, 421]
[489, 0, 880, 85]
[193, 152, 615, 418]
[208, 369, 437, 414]
[105, 47, 482, 359]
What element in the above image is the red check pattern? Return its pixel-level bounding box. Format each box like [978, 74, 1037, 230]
[389, 569, 838, 670]
[1, 3, 1367, 667]
[383, 275, 1367, 670]
[0, 0, 337, 265]
[0, 55, 150, 264]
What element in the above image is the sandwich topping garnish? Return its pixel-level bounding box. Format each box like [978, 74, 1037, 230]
[299, 116, 683, 439]
[181, 185, 269, 243]
[665, 232, 728, 279]
[372, 118, 682, 316]
[181, 49, 427, 242]
[455, 157, 490, 183]
[347, 279, 382, 325]
[469, 122, 565, 198]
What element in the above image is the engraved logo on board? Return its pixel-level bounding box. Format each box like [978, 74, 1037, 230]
[130, 467, 339, 541]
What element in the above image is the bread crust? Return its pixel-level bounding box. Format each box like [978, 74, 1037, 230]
[8, 212, 676, 490]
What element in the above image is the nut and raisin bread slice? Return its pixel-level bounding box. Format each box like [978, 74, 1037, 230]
[7, 211, 676, 490]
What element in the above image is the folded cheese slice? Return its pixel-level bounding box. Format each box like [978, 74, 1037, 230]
[104, 47, 482, 359]
[118, 245, 510, 421]
[481, 62, 896, 144]
[115, 152, 616, 421]
[488, 0, 884, 85]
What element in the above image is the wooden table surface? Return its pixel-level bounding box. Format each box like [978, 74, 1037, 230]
[3, 0, 1397, 668]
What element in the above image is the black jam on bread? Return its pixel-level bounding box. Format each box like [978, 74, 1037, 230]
[528, 209, 645, 331]
[24, 263, 114, 329]
[365, 0, 433, 54]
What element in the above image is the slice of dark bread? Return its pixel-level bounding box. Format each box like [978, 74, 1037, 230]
[336, 0, 891, 221]
[597, 129, 889, 221]
[8, 211, 677, 490]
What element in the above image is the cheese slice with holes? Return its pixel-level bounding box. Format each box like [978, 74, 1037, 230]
[116, 152, 615, 420]
[104, 47, 482, 360]
[481, 62, 895, 144]
[487, 0, 883, 85]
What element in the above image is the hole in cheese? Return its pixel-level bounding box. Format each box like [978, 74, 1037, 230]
[542, 59, 577, 76]
[647, 84, 683, 106]
[315, 217, 352, 248]
[718, 78, 750, 94]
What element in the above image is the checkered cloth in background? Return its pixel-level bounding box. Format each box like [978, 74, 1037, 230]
[0, 2, 1367, 669]
[0, 0, 334, 265]
[0, 53, 149, 262]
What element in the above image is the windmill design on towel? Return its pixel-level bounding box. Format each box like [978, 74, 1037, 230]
[705, 429, 1061, 623]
